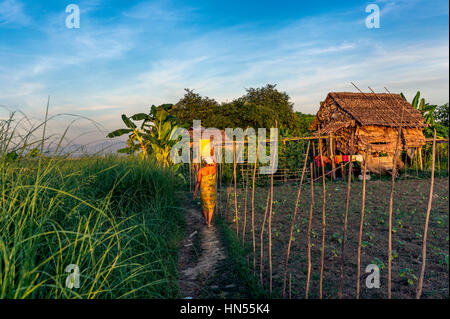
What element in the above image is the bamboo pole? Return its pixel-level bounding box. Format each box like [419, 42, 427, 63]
[233, 144, 239, 235]
[251, 145, 259, 273]
[356, 146, 370, 299]
[305, 163, 314, 299]
[282, 141, 311, 297]
[385, 86, 405, 299]
[419, 147, 423, 171]
[242, 165, 249, 245]
[189, 162, 192, 192]
[330, 134, 336, 180]
[268, 120, 277, 296]
[339, 131, 355, 299]
[318, 131, 327, 299]
[312, 141, 317, 179]
[437, 144, 440, 177]
[218, 162, 222, 217]
[416, 149, 419, 176]
[259, 176, 271, 287]
[416, 130, 436, 299]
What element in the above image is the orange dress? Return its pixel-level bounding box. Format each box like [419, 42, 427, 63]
[199, 168, 216, 213]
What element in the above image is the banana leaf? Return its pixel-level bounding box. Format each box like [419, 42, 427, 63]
[107, 128, 132, 138]
[121, 114, 137, 129]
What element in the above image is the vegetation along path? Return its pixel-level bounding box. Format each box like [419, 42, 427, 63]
[178, 193, 254, 298]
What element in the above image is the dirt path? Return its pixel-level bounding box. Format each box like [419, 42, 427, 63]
[178, 199, 226, 298]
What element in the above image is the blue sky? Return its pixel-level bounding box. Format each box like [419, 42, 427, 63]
[0, 0, 448, 144]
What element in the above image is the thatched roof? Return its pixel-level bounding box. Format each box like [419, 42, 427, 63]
[313, 92, 426, 129]
[312, 120, 354, 137]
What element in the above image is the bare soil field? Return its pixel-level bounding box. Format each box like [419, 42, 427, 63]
[218, 177, 449, 299]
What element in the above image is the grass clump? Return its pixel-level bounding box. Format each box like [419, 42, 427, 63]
[0, 110, 185, 298]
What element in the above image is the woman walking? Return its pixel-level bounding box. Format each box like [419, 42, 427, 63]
[193, 156, 217, 227]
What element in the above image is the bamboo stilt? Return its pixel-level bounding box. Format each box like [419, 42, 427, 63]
[419, 147, 423, 171]
[437, 144, 440, 177]
[282, 141, 310, 297]
[251, 144, 259, 273]
[189, 162, 192, 192]
[305, 163, 314, 299]
[218, 162, 222, 217]
[318, 132, 326, 299]
[385, 86, 405, 299]
[242, 165, 249, 245]
[259, 177, 271, 287]
[233, 145, 239, 235]
[416, 130, 437, 299]
[268, 120, 277, 296]
[356, 147, 370, 299]
[339, 131, 355, 299]
[312, 141, 317, 179]
[330, 134, 336, 180]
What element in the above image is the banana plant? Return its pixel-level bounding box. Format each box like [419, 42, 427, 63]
[139, 105, 180, 167]
[401, 91, 437, 126]
[108, 114, 149, 159]
[401, 91, 437, 137]
[107, 104, 180, 166]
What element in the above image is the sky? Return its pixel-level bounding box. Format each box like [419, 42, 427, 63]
[0, 0, 448, 146]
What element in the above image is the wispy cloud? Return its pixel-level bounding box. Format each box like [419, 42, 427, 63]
[0, 0, 447, 143]
[0, 0, 30, 26]
[123, 0, 194, 21]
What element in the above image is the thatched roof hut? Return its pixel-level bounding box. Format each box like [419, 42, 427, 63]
[310, 92, 426, 173]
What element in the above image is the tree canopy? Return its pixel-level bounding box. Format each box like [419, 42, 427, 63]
[172, 84, 309, 135]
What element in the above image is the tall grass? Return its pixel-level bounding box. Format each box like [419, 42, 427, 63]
[0, 111, 184, 298]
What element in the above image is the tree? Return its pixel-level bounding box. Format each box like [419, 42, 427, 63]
[295, 112, 315, 136]
[434, 103, 449, 138]
[172, 89, 219, 128]
[238, 84, 299, 132]
[173, 84, 300, 131]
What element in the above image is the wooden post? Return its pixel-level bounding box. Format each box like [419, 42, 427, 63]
[305, 163, 314, 299]
[330, 134, 336, 180]
[415, 148, 419, 176]
[339, 131, 355, 299]
[242, 165, 249, 245]
[419, 147, 423, 171]
[260, 176, 270, 287]
[385, 85, 406, 299]
[312, 141, 317, 179]
[282, 141, 310, 297]
[357, 146, 370, 299]
[268, 120, 277, 296]
[437, 143, 440, 177]
[387, 125, 403, 299]
[251, 144, 258, 273]
[233, 144, 239, 235]
[416, 130, 437, 299]
[318, 132, 326, 299]
[189, 162, 192, 192]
